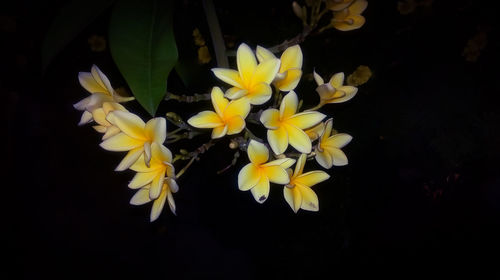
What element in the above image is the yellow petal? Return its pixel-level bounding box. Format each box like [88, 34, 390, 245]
[149, 172, 166, 200]
[321, 118, 333, 143]
[293, 153, 307, 177]
[166, 177, 179, 193]
[267, 126, 288, 155]
[250, 176, 270, 204]
[211, 68, 244, 88]
[225, 87, 248, 100]
[326, 86, 357, 103]
[329, 72, 345, 88]
[316, 83, 336, 101]
[91, 65, 114, 95]
[130, 154, 152, 172]
[264, 158, 296, 169]
[247, 140, 269, 165]
[256, 45, 276, 63]
[283, 186, 302, 213]
[328, 147, 349, 166]
[260, 108, 280, 129]
[305, 122, 325, 141]
[92, 108, 110, 126]
[324, 133, 353, 148]
[107, 111, 146, 140]
[211, 124, 228, 139]
[143, 142, 152, 167]
[187, 111, 223, 128]
[286, 111, 325, 130]
[280, 45, 302, 72]
[313, 70, 324, 86]
[328, 0, 354, 11]
[226, 116, 245, 135]
[333, 15, 366, 31]
[262, 165, 290, 184]
[78, 72, 107, 94]
[251, 58, 280, 85]
[93, 125, 107, 133]
[166, 189, 176, 215]
[100, 132, 143, 151]
[238, 163, 261, 191]
[315, 149, 333, 169]
[284, 124, 312, 153]
[237, 43, 257, 84]
[102, 101, 127, 115]
[150, 189, 167, 222]
[295, 171, 330, 187]
[102, 125, 121, 140]
[130, 187, 151, 206]
[298, 185, 319, 211]
[78, 110, 93, 126]
[128, 171, 157, 189]
[151, 142, 173, 164]
[115, 147, 143, 171]
[349, 0, 368, 14]
[223, 97, 251, 119]
[280, 91, 298, 119]
[275, 68, 302, 92]
[211, 87, 229, 117]
[145, 117, 166, 144]
[246, 82, 272, 105]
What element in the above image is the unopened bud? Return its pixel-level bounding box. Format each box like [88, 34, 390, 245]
[229, 140, 239, 149]
[292, 2, 303, 20]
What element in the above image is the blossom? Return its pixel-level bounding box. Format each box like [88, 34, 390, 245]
[313, 71, 357, 104]
[260, 91, 325, 155]
[238, 140, 295, 203]
[100, 111, 166, 171]
[187, 87, 250, 139]
[73, 65, 133, 125]
[314, 118, 352, 168]
[330, 0, 368, 31]
[212, 43, 280, 105]
[130, 180, 179, 222]
[256, 45, 303, 92]
[128, 142, 176, 200]
[92, 102, 127, 140]
[283, 154, 330, 213]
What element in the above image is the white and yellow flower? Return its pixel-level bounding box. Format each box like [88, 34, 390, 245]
[187, 87, 250, 139]
[73, 65, 133, 125]
[260, 91, 325, 155]
[330, 0, 368, 31]
[315, 118, 352, 168]
[212, 43, 280, 105]
[283, 154, 330, 213]
[256, 45, 303, 92]
[130, 180, 179, 222]
[100, 111, 166, 171]
[313, 71, 357, 105]
[238, 140, 295, 203]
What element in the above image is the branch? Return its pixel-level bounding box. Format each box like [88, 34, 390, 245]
[165, 92, 211, 102]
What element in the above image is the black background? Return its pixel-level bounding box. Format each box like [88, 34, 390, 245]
[4, 0, 500, 278]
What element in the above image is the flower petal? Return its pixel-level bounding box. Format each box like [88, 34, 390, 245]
[327, 86, 357, 103]
[267, 126, 288, 155]
[260, 108, 280, 129]
[293, 154, 307, 177]
[280, 45, 302, 72]
[145, 117, 167, 144]
[100, 132, 143, 151]
[78, 72, 107, 94]
[325, 133, 353, 148]
[78, 111, 93, 126]
[329, 72, 345, 88]
[107, 111, 146, 140]
[211, 86, 229, 117]
[264, 158, 296, 169]
[237, 43, 257, 84]
[280, 91, 298, 119]
[298, 185, 319, 211]
[313, 70, 324, 86]
[130, 154, 152, 172]
[321, 118, 333, 143]
[224, 97, 251, 119]
[329, 147, 349, 166]
[251, 58, 280, 85]
[283, 186, 302, 213]
[238, 163, 261, 191]
[166, 189, 176, 215]
[92, 108, 110, 126]
[151, 142, 173, 164]
[128, 171, 157, 189]
[102, 126, 121, 140]
[91, 65, 114, 95]
[93, 125, 107, 133]
[305, 122, 325, 141]
[102, 101, 127, 115]
[349, 0, 368, 14]
[315, 149, 333, 169]
[115, 147, 143, 171]
[211, 124, 228, 139]
[149, 172, 166, 200]
[150, 189, 167, 222]
[187, 111, 223, 128]
[246, 82, 272, 105]
[225, 87, 248, 100]
[284, 124, 312, 153]
[262, 165, 290, 184]
[143, 142, 152, 167]
[130, 187, 152, 206]
[286, 111, 325, 130]
[250, 176, 270, 204]
[295, 171, 330, 187]
[275, 68, 302, 92]
[211, 68, 244, 88]
[333, 15, 366, 31]
[247, 140, 269, 165]
[166, 177, 179, 193]
[226, 116, 245, 135]
[256, 45, 276, 63]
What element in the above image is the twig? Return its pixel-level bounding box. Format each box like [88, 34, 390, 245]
[217, 151, 240, 174]
[176, 140, 218, 178]
[165, 92, 211, 102]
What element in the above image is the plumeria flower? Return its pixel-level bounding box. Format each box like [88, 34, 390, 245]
[92, 102, 127, 140]
[238, 140, 295, 203]
[260, 91, 325, 155]
[304, 122, 326, 142]
[283, 154, 330, 213]
[330, 0, 368, 31]
[326, 0, 355, 11]
[256, 45, 303, 92]
[315, 118, 352, 169]
[128, 143, 176, 200]
[313, 71, 358, 105]
[212, 43, 280, 105]
[130, 180, 179, 222]
[187, 87, 251, 139]
[73, 65, 133, 125]
[100, 111, 166, 171]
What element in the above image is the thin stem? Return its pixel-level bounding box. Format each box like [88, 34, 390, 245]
[165, 92, 211, 102]
[176, 157, 196, 179]
[203, 0, 229, 67]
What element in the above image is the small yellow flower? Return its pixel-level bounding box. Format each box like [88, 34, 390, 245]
[313, 71, 357, 104]
[238, 140, 295, 203]
[92, 102, 127, 140]
[326, 0, 355, 11]
[260, 91, 325, 154]
[73, 65, 134, 125]
[315, 118, 352, 168]
[212, 43, 280, 105]
[187, 87, 251, 139]
[130, 179, 179, 222]
[256, 45, 303, 92]
[128, 143, 176, 201]
[283, 154, 330, 213]
[100, 111, 166, 171]
[331, 0, 368, 31]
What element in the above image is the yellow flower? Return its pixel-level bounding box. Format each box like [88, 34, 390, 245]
[91, 102, 127, 140]
[326, 0, 355, 11]
[304, 122, 325, 141]
[187, 87, 251, 139]
[260, 91, 325, 154]
[212, 43, 280, 105]
[283, 154, 330, 213]
[313, 71, 357, 104]
[73, 65, 134, 125]
[256, 45, 303, 92]
[314, 118, 352, 168]
[100, 111, 166, 171]
[238, 140, 295, 203]
[128, 143, 176, 201]
[331, 0, 368, 31]
[130, 180, 179, 222]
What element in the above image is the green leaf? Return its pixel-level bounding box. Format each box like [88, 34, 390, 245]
[41, 0, 116, 72]
[109, 0, 178, 116]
